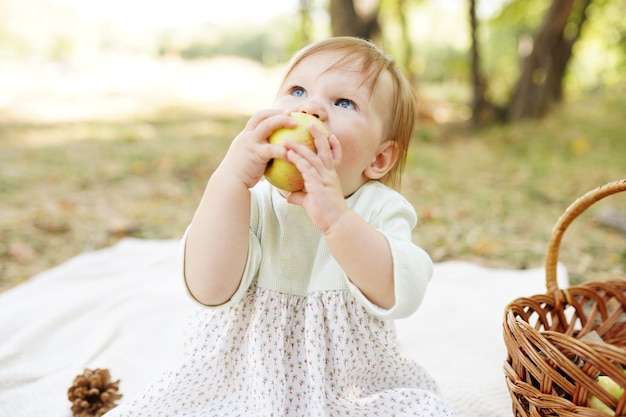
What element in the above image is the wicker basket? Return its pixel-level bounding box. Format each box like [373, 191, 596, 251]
[503, 179, 626, 417]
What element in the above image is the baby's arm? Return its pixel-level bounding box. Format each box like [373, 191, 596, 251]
[324, 211, 397, 309]
[284, 125, 398, 309]
[183, 110, 294, 305]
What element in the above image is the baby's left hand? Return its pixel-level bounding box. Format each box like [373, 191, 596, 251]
[283, 124, 348, 233]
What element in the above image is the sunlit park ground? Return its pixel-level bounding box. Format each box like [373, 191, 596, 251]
[0, 0, 626, 291]
[1, 52, 625, 294]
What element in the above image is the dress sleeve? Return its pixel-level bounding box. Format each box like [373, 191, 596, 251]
[344, 184, 433, 320]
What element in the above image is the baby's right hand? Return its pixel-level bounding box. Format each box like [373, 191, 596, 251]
[218, 109, 296, 189]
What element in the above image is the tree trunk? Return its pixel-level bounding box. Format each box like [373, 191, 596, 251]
[545, 0, 592, 103]
[329, 0, 380, 40]
[507, 0, 592, 121]
[468, 0, 494, 126]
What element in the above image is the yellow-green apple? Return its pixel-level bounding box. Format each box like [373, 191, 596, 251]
[589, 375, 625, 416]
[264, 112, 330, 191]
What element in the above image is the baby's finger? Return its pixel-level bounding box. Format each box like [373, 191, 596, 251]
[327, 134, 342, 167]
[309, 124, 333, 167]
[285, 147, 320, 183]
[286, 190, 305, 207]
[245, 109, 296, 138]
[261, 143, 289, 163]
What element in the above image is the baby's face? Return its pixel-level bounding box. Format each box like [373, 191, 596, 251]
[273, 52, 394, 196]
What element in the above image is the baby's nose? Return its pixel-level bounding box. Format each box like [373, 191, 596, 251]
[297, 100, 327, 121]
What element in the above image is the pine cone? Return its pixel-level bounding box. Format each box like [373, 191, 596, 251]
[67, 368, 123, 417]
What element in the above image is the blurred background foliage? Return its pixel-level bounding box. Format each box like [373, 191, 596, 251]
[0, 0, 624, 290]
[1, 0, 623, 107]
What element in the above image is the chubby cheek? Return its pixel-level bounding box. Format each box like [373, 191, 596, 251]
[334, 140, 368, 181]
[339, 131, 377, 159]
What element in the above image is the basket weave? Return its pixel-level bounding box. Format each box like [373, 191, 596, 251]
[503, 179, 626, 417]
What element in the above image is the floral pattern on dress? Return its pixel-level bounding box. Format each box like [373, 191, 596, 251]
[104, 284, 458, 416]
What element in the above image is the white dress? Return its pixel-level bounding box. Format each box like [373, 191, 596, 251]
[104, 180, 458, 416]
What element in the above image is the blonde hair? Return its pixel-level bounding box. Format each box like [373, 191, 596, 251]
[282, 37, 416, 189]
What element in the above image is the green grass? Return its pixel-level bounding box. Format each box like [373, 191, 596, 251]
[405, 90, 626, 282]
[1, 92, 625, 292]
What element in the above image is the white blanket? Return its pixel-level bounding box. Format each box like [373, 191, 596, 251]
[0, 238, 568, 417]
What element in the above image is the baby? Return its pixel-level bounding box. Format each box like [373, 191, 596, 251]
[105, 36, 458, 417]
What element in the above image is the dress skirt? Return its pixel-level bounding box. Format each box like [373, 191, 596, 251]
[104, 284, 457, 416]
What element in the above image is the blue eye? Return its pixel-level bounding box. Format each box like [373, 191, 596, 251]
[290, 87, 307, 98]
[336, 98, 355, 110]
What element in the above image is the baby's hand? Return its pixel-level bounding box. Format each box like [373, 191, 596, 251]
[219, 110, 295, 189]
[284, 124, 348, 233]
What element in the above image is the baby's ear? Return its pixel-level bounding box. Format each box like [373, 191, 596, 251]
[364, 140, 399, 180]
